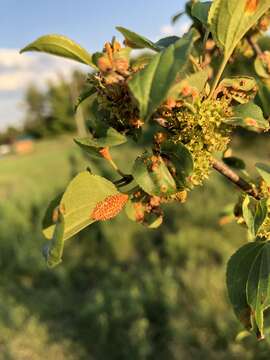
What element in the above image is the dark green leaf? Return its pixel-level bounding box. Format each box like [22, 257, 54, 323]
[161, 141, 194, 186]
[116, 26, 159, 51]
[43, 212, 65, 268]
[20, 34, 94, 67]
[223, 156, 246, 170]
[171, 11, 185, 24]
[132, 151, 177, 196]
[226, 241, 266, 332]
[128, 30, 196, 120]
[247, 241, 270, 339]
[155, 36, 180, 49]
[74, 86, 96, 111]
[192, 1, 211, 26]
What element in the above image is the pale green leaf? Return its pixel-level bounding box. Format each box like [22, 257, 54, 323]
[20, 34, 94, 67]
[208, 0, 270, 59]
[43, 172, 121, 241]
[256, 162, 270, 186]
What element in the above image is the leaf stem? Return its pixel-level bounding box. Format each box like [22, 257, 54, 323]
[208, 56, 227, 99]
[212, 158, 260, 200]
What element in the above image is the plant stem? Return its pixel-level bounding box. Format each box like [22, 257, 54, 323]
[208, 57, 227, 99]
[212, 158, 260, 200]
[247, 36, 263, 56]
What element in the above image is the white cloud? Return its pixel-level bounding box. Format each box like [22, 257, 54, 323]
[0, 48, 86, 92]
[159, 19, 191, 38]
[0, 48, 87, 129]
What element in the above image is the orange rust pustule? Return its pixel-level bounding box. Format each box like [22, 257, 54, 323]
[91, 194, 129, 221]
[245, 0, 259, 13]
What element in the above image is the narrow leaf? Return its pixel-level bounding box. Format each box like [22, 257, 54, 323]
[116, 26, 159, 51]
[43, 211, 65, 268]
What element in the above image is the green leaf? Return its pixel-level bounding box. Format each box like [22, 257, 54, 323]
[43, 211, 65, 268]
[74, 85, 96, 111]
[256, 79, 270, 117]
[254, 55, 270, 79]
[125, 199, 163, 229]
[74, 127, 127, 158]
[227, 102, 269, 131]
[208, 0, 270, 60]
[256, 163, 270, 186]
[226, 241, 266, 332]
[155, 36, 180, 49]
[132, 151, 177, 196]
[116, 26, 159, 51]
[247, 241, 270, 339]
[223, 156, 246, 170]
[128, 30, 196, 120]
[242, 196, 268, 237]
[43, 172, 124, 241]
[191, 1, 211, 27]
[20, 34, 94, 67]
[171, 11, 185, 24]
[161, 141, 194, 186]
[168, 69, 209, 99]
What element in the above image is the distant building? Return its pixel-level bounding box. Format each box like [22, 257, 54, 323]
[13, 136, 34, 155]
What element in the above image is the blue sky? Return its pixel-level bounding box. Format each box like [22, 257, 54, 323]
[0, 0, 188, 129]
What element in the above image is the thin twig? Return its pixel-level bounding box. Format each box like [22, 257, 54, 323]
[212, 158, 260, 200]
[247, 36, 263, 56]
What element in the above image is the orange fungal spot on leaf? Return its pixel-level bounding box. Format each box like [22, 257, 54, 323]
[91, 194, 129, 221]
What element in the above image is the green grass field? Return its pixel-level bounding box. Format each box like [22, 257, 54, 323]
[1, 134, 270, 359]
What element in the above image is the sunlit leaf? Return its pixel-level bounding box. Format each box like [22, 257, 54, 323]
[256, 162, 270, 186]
[21, 34, 94, 67]
[226, 102, 269, 131]
[128, 29, 196, 120]
[208, 0, 270, 60]
[43, 172, 127, 241]
[116, 26, 159, 51]
[242, 195, 268, 237]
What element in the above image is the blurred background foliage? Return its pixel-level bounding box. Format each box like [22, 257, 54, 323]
[1, 70, 270, 359]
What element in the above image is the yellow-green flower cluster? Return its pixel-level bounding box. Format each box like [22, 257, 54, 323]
[166, 98, 232, 185]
